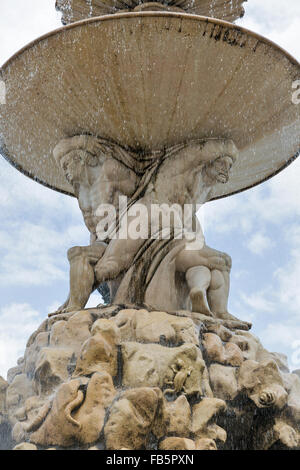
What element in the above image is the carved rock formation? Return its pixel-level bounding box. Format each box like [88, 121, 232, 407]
[0, 304, 298, 450]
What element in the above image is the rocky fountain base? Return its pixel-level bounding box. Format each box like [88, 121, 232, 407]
[0, 305, 299, 450]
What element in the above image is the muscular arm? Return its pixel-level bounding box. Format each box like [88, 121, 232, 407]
[53, 135, 104, 161]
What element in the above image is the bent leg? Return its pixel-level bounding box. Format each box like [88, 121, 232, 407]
[186, 266, 213, 316]
[60, 244, 106, 314]
[95, 198, 150, 284]
[208, 269, 239, 321]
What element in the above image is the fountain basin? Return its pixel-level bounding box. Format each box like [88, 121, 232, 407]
[0, 12, 299, 200]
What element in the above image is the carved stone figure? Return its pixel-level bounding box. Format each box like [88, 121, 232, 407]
[122, 341, 205, 396]
[238, 360, 288, 410]
[29, 372, 116, 447]
[104, 387, 165, 450]
[52, 135, 140, 313]
[52, 135, 239, 318]
[94, 138, 237, 286]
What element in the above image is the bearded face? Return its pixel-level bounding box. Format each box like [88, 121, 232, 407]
[59, 149, 100, 185]
[205, 155, 234, 184]
[59, 150, 84, 185]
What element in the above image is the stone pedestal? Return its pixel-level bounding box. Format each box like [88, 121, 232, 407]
[1, 305, 299, 450]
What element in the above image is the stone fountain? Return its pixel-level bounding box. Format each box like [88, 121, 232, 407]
[0, 0, 300, 450]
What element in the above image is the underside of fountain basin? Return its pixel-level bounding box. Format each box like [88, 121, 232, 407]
[0, 12, 299, 200]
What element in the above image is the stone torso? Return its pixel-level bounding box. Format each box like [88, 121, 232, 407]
[148, 144, 212, 207]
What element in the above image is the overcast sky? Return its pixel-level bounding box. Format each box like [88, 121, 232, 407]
[0, 0, 300, 378]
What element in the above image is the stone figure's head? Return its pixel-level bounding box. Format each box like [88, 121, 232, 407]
[53, 135, 104, 188]
[202, 139, 238, 184]
[56, 149, 87, 185]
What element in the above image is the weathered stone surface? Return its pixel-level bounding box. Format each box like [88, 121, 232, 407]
[209, 364, 238, 401]
[49, 311, 94, 354]
[30, 372, 115, 447]
[122, 342, 204, 396]
[24, 332, 49, 377]
[7, 365, 24, 384]
[273, 420, 299, 449]
[2, 306, 300, 450]
[203, 333, 243, 366]
[0, 377, 8, 416]
[229, 330, 263, 361]
[159, 437, 195, 450]
[73, 319, 120, 378]
[34, 348, 73, 395]
[282, 373, 300, 421]
[104, 387, 163, 450]
[195, 438, 218, 450]
[238, 360, 288, 410]
[6, 374, 35, 423]
[269, 353, 290, 373]
[204, 323, 232, 342]
[165, 395, 191, 437]
[191, 398, 226, 442]
[13, 442, 38, 450]
[26, 320, 48, 349]
[115, 309, 199, 345]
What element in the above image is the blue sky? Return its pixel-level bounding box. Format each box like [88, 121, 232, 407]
[0, 0, 300, 378]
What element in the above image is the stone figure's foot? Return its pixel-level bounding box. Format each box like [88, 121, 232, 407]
[190, 288, 214, 317]
[48, 307, 66, 318]
[215, 311, 242, 322]
[214, 311, 252, 331]
[48, 304, 82, 317]
[61, 304, 83, 314]
[48, 296, 70, 317]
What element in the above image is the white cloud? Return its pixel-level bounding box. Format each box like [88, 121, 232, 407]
[203, 157, 300, 243]
[246, 232, 274, 255]
[0, 220, 88, 286]
[47, 301, 63, 314]
[0, 303, 42, 379]
[240, 291, 276, 314]
[240, 0, 300, 61]
[0, 0, 61, 64]
[0, 160, 89, 287]
[274, 248, 300, 314]
[261, 323, 300, 370]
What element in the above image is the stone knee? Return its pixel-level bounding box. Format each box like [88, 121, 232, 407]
[186, 266, 211, 291]
[95, 256, 121, 283]
[67, 246, 85, 262]
[95, 263, 111, 283]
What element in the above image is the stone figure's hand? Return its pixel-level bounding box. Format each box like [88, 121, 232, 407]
[85, 136, 107, 156]
[224, 254, 232, 269]
[208, 256, 229, 271]
[219, 252, 232, 269]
